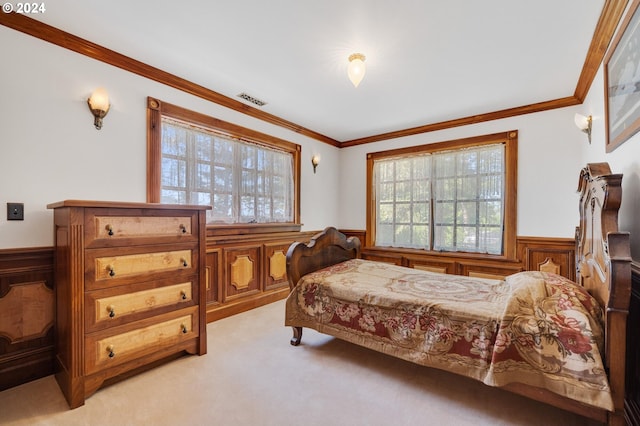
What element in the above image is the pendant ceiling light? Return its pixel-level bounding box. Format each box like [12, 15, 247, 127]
[348, 53, 366, 88]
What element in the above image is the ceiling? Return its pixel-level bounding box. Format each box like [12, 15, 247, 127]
[26, 1, 606, 144]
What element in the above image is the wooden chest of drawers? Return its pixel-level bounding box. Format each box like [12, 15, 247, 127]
[47, 200, 209, 408]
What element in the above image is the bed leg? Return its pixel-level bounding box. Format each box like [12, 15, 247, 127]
[290, 327, 302, 346]
[607, 410, 625, 426]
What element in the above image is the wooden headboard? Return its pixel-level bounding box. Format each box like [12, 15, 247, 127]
[286, 227, 361, 291]
[576, 162, 631, 420]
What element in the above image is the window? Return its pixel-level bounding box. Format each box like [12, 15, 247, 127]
[367, 131, 517, 258]
[147, 98, 300, 225]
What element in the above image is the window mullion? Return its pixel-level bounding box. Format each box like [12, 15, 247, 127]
[409, 160, 415, 247]
[253, 149, 259, 222]
[186, 131, 195, 205]
[429, 157, 434, 251]
[452, 153, 458, 251]
[209, 138, 215, 220]
[475, 163, 481, 252]
[393, 162, 397, 246]
[233, 143, 241, 222]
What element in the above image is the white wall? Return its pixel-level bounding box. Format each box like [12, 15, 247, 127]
[0, 26, 340, 249]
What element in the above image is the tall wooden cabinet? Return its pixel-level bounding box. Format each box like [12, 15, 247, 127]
[47, 200, 209, 408]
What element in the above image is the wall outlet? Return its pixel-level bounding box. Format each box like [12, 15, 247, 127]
[7, 203, 24, 220]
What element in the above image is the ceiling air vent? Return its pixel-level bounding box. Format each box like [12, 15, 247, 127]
[237, 92, 267, 107]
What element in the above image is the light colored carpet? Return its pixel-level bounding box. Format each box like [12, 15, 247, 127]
[0, 300, 599, 426]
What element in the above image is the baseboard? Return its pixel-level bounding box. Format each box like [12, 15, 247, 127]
[0, 344, 54, 391]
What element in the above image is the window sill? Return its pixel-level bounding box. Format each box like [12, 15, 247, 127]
[363, 245, 516, 263]
[206, 222, 301, 237]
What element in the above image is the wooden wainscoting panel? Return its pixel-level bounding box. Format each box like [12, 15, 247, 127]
[0, 247, 55, 391]
[0, 281, 53, 342]
[538, 257, 561, 275]
[230, 255, 254, 290]
[205, 230, 317, 322]
[269, 251, 286, 280]
[223, 246, 261, 301]
[361, 250, 404, 265]
[459, 262, 522, 280]
[405, 255, 457, 275]
[468, 271, 510, 280]
[264, 242, 290, 291]
[205, 249, 222, 306]
[517, 236, 575, 281]
[414, 265, 448, 274]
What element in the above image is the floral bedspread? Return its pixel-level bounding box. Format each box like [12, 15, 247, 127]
[285, 259, 613, 410]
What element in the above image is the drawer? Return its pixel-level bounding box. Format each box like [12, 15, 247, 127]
[85, 306, 198, 375]
[84, 208, 199, 248]
[85, 279, 196, 332]
[85, 245, 197, 291]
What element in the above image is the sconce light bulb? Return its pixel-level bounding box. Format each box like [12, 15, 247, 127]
[574, 113, 592, 144]
[311, 155, 320, 174]
[88, 87, 111, 130]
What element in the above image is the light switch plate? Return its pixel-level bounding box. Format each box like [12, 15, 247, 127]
[7, 203, 24, 220]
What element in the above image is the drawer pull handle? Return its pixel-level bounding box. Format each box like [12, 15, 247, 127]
[108, 305, 116, 318]
[107, 345, 115, 358]
[180, 291, 187, 300]
[181, 324, 188, 334]
[181, 259, 188, 267]
[179, 224, 187, 234]
[107, 266, 116, 277]
[106, 225, 114, 236]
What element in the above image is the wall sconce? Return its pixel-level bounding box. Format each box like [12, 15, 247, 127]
[348, 53, 366, 88]
[574, 113, 592, 144]
[87, 87, 110, 130]
[311, 155, 320, 174]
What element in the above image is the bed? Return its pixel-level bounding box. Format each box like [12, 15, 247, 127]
[285, 162, 631, 425]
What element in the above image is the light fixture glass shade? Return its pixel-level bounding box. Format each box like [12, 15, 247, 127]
[89, 87, 110, 112]
[311, 154, 320, 173]
[348, 53, 366, 88]
[574, 113, 590, 131]
[574, 113, 592, 144]
[88, 87, 110, 130]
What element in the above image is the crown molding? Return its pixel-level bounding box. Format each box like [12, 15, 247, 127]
[0, 1, 628, 148]
[0, 12, 340, 147]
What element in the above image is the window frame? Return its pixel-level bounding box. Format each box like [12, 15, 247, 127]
[366, 130, 518, 260]
[147, 97, 301, 233]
